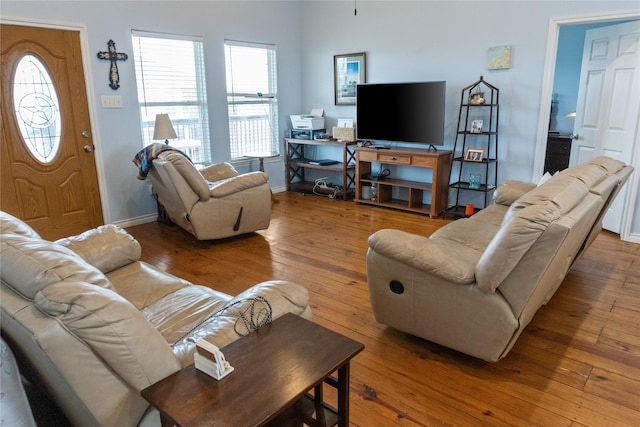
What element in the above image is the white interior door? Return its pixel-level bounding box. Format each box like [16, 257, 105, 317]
[570, 20, 640, 233]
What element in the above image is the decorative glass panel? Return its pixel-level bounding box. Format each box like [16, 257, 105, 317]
[13, 54, 61, 163]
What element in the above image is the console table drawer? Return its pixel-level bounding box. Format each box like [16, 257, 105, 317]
[358, 151, 378, 162]
[411, 156, 437, 168]
[378, 154, 411, 165]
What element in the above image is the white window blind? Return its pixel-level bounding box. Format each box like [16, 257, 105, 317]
[224, 40, 279, 159]
[132, 30, 211, 163]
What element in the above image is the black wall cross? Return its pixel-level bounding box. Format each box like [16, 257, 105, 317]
[97, 39, 128, 90]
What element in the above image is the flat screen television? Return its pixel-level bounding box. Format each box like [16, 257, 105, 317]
[356, 81, 445, 148]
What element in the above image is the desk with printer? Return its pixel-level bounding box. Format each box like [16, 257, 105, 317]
[285, 109, 357, 199]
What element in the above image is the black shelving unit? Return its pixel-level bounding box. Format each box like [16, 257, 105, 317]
[446, 76, 499, 218]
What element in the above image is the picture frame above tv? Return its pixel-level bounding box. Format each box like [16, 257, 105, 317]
[334, 52, 366, 105]
[356, 81, 446, 149]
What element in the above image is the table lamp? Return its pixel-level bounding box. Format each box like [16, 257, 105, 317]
[153, 113, 177, 144]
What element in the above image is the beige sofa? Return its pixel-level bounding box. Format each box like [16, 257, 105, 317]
[367, 156, 633, 362]
[0, 211, 311, 426]
[148, 152, 272, 240]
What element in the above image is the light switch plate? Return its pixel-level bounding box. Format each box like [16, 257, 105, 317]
[101, 95, 123, 108]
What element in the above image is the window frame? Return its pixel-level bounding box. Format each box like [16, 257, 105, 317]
[224, 39, 280, 160]
[131, 30, 211, 164]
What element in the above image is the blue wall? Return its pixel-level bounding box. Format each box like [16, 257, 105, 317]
[2, 1, 638, 234]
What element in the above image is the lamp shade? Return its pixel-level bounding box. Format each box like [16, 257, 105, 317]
[153, 113, 177, 143]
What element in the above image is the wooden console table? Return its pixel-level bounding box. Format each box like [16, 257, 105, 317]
[355, 147, 452, 217]
[141, 313, 364, 427]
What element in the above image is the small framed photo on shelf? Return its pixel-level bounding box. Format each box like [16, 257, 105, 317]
[469, 92, 485, 105]
[464, 148, 485, 162]
[471, 119, 483, 133]
[334, 52, 366, 105]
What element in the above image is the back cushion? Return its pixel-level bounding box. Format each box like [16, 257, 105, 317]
[0, 234, 113, 299]
[503, 176, 588, 224]
[555, 161, 608, 189]
[0, 211, 41, 239]
[162, 152, 210, 201]
[476, 202, 562, 293]
[55, 224, 141, 274]
[587, 156, 625, 175]
[35, 281, 180, 391]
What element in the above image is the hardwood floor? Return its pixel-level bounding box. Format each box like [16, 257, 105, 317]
[127, 191, 640, 427]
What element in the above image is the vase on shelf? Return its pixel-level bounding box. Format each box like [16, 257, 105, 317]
[469, 173, 482, 189]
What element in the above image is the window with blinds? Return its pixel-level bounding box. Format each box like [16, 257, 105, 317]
[224, 40, 279, 159]
[132, 31, 211, 163]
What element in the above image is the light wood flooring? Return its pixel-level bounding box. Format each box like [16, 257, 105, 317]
[127, 191, 640, 427]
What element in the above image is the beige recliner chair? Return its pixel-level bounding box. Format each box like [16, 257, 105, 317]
[148, 152, 272, 240]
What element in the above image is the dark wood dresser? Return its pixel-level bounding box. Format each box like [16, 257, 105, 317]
[544, 133, 573, 174]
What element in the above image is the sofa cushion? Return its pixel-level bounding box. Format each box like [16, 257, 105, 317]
[430, 217, 500, 252]
[476, 202, 561, 293]
[493, 180, 537, 206]
[0, 211, 41, 239]
[587, 156, 626, 175]
[169, 280, 312, 365]
[143, 285, 230, 345]
[208, 172, 269, 198]
[34, 281, 181, 391]
[556, 160, 608, 189]
[55, 224, 141, 274]
[200, 162, 239, 182]
[503, 176, 588, 224]
[1, 234, 114, 299]
[163, 152, 210, 201]
[106, 261, 192, 310]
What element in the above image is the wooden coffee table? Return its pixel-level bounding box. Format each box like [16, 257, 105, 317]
[141, 313, 364, 427]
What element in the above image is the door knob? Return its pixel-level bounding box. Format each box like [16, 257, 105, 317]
[84, 145, 94, 152]
[82, 131, 90, 138]
[570, 134, 579, 140]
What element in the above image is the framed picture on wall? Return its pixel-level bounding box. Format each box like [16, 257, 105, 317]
[334, 52, 366, 105]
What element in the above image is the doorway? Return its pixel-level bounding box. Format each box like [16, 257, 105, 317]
[533, 11, 640, 243]
[1, 22, 106, 240]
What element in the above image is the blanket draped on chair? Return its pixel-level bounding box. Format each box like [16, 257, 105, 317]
[132, 143, 192, 180]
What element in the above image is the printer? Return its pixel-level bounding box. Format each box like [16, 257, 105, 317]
[290, 108, 325, 130]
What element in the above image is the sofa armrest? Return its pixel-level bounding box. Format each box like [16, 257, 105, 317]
[208, 172, 269, 198]
[492, 180, 536, 206]
[368, 229, 479, 284]
[200, 162, 239, 182]
[55, 225, 141, 274]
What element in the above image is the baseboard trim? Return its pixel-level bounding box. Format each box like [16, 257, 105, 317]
[625, 232, 640, 244]
[113, 213, 157, 229]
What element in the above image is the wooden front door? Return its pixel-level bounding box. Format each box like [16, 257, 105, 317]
[1, 24, 103, 240]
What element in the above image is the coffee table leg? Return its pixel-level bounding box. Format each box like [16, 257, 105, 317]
[337, 363, 350, 427]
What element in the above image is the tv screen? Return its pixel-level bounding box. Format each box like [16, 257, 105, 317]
[356, 81, 445, 146]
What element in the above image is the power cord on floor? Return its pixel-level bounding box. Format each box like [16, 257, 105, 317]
[313, 177, 342, 199]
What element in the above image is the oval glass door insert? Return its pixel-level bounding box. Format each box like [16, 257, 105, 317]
[13, 54, 62, 163]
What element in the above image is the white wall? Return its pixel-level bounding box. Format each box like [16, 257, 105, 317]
[2, 0, 303, 225]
